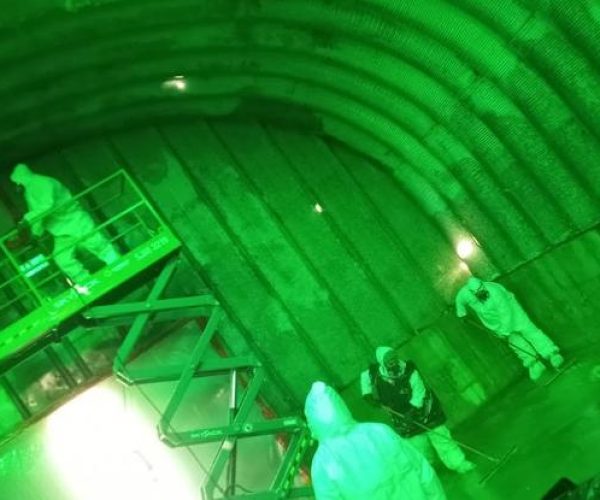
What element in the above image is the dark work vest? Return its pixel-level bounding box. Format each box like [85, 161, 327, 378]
[368, 362, 446, 438]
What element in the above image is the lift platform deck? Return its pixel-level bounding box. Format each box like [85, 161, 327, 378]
[0, 169, 181, 366]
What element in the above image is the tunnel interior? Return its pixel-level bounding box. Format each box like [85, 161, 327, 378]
[1, 1, 600, 499]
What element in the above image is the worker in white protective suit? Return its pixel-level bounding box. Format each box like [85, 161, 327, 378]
[10, 164, 120, 284]
[305, 381, 446, 500]
[455, 276, 564, 381]
[361, 347, 475, 474]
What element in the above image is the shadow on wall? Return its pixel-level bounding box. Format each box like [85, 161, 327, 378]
[231, 96, 324, 133]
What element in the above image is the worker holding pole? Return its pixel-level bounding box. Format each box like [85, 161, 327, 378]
[455, 276, 564, 381]
[360, 346, 475, 474]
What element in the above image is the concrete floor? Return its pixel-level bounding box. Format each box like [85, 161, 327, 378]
[439, 345, 600, 499]
[0, 336, 599, 499]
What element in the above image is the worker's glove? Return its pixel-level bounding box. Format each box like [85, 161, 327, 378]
[31, 224, 44, 237]
[404, 405, 424, 423]
[17, 219, 33, 236]
[363, 394, 380, 408]
[21, 219, 44, 238]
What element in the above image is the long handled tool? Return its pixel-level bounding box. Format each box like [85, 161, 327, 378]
[464, 318, 576, 386]
[384, 406, 518, 485]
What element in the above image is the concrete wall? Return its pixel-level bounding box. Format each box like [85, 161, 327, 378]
[11, 118, 596, 424]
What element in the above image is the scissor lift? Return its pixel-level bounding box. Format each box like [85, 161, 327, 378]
[84, 256, 314, 499]
[0, 169, 314, 498]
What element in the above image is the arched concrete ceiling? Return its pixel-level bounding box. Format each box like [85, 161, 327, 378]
[2, 0, 600, 275]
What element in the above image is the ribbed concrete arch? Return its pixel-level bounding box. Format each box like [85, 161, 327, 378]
[1, 0, 600, 280]
[3, 0, 600, 441]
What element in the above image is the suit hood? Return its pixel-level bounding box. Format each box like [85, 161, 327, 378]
[466, 276, 484, 293]
[304, 382, 355, 441]
[10, 163, 35, 185]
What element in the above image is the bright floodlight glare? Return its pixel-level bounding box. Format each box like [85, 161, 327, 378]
[456, 238, 476, 259]
[45, 386, 198, 500]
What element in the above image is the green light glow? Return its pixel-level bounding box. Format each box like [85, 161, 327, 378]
[459, 260, 470, 272]
[45, 385, 200, 500]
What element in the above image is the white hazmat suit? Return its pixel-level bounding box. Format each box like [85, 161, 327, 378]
[305, 381, 446, 500]
[360, 347, 474, 473]
[455, 276, 564, 380]
[10, 164, 119, 284]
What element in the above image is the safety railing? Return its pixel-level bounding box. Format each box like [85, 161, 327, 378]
[0, 169, 181, 358]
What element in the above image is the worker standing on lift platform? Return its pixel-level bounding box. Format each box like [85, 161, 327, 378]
[10, 163, 120, 286]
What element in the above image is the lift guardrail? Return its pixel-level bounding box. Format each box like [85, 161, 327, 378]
[0, 169, 181, 364]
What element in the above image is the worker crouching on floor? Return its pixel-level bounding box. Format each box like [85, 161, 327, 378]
[361, 346, 475, 474]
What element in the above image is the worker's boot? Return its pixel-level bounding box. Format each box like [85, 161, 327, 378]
[99, 246, 120, 265]
[455, 460, 476, 474]
[528, 361, 547, 381]
[71, 269, 91, 284]
[65, 270, 92, 294]
[549, 353, 564, 369]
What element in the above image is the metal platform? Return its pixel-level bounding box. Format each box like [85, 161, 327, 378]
[0, 169, 181, 364]
[0, 170, 313, 498]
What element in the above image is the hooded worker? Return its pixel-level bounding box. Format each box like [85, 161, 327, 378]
[455, 276, 564, 381]
[10, 163, 119, 284]
[360, 347, 475, 474]
[305, 381, 446, 500]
